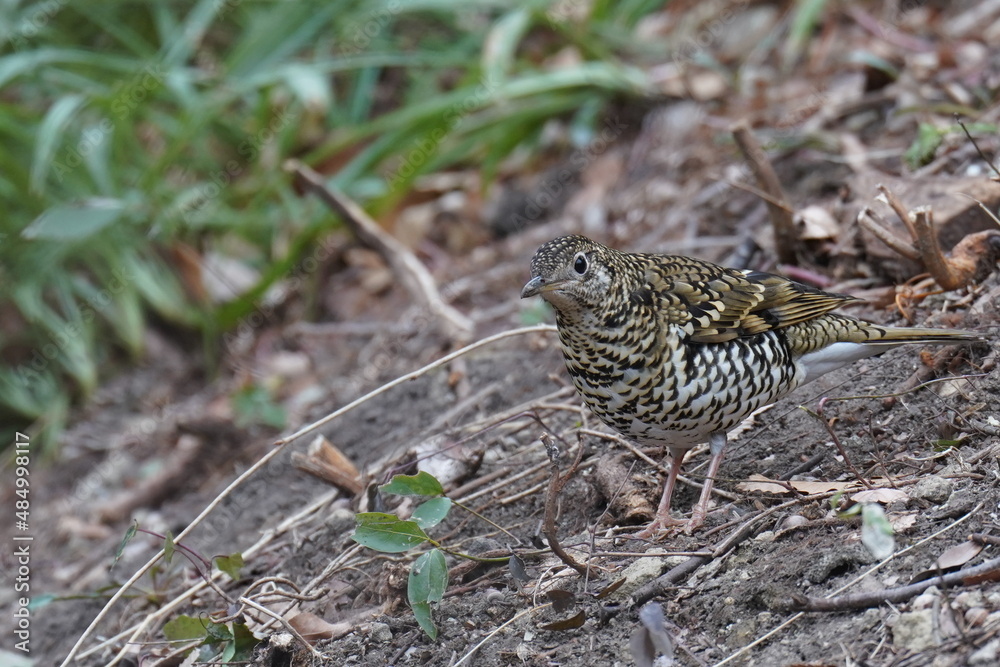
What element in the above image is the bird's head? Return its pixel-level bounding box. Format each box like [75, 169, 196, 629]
[521, 235, 623, 317]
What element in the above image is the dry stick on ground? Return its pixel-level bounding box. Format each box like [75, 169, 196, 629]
[786, 555, 1000, 612]
[861, 183, 1000, 291]
[971, 533, 1000, 547]
[79, 488, 341, 665]
[910, 206, 966, 290]
[857, 206, 921, 260]
[814, 397, 874, 490]
[711, 501, 984, 667]
[731, 120, 798, 265]
[542, 433, 592, 576]
[285, 158, 474, 342]
[631, 492, 842, 607]
[59, 325, 558, 667]
[955, 114, 1000, 180]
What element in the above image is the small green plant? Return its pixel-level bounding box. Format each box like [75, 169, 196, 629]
[903, 121, 998, 169]
[831, 492, 896, 561]
[351, 471, 509, 639]
[113, 522, 256, 662]
[162, 614, 258, 664]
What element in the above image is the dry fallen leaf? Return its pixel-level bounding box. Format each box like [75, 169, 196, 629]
[888, 513, 918, 533]
[852, 488, 909, 504]
[796, 205, 840, 240]
[287, 612, 351, 643]
[291, 434, 363, 495]
[936, 540, 984, 569]
[737, 474, 855, 495]
[909, 540, 984, 584]
[738, 475, 899, 496]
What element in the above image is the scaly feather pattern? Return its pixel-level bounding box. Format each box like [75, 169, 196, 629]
[522, 235, 983, 535]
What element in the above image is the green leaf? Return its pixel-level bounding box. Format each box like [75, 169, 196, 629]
[22, 198, 127, 240]
[411, 600, 438, 640]
[783, 0, 830, 67]
[352, 513, 430, 553]
[860, 503, 895, 560]
[163, 530, 176, 564]
[30, 93, 88, 193]
[934, 439, 962, 451]
[111, 520, 138, 571]
[214, 553, 244, 581]
[408, 549, 448, 604]
[163, 615, 209, 641]
[904, 123, 944, 170]
[27, 593, 58, 610]
[232, 385, 286, 429]
[380, 471, 445, 497]
[482, 8, 532, 85]
[411, 497, 452, 529]
[230, 622, 260, 661]
[205, 621, 234, 643]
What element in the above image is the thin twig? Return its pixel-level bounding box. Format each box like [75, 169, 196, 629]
[630, 493, 835, 607]
[876, 183, 919, 240]
[275, 324, 557, 446]
[452, 603, 553, 666]
[711, 502, 983, 666]
[911, 206, 964, 290]
[240, 596, 325, 659]
[62, 326, 558, 666]
[286, 158, 473, 341]
[971, 533, 1000, 547]
[731, 120, 798, 264]
[857, 206, 921, 260]
[787, 555, 1000, 611]
[954, 114, 1000, 179]
[813, 398, 874, 490]
[542, 434, 592, 576]
[60, 444, 288, 667]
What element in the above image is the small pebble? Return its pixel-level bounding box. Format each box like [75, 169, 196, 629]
[781, 514, 808, 530]
[891, 609, 935, 652]
[969, 638, 1000, 665]
[369, 622, 392, 643]
[909, 476, 953, 504]
[966, 607, 989, 626]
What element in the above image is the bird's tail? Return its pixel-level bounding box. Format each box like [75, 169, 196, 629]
[861, 326, 985, 346]
[789, 314, 984, 352]
[789, 315, 984, 384]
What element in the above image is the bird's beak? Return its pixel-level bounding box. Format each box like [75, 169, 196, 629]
[521, 276, 545, 298]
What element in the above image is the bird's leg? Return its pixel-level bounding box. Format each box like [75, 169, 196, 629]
[686, 431, 728, 532]
[636, 446, 689, 538]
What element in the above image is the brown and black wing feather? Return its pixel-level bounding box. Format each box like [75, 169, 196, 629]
[640, 258, 858, 344]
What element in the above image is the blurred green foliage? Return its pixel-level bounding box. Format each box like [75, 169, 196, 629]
[0, 0, 658, 453]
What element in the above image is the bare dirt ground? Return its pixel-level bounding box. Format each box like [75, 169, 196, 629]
[6, 2, 1000, 666]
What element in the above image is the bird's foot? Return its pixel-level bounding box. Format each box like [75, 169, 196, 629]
[634, 514, 688, 540]
[634, 511, 707, 540]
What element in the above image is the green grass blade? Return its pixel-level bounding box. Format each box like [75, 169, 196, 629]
[30, 93, 88, 194]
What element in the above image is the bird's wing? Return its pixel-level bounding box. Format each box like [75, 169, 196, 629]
[641, 258, 859, 343]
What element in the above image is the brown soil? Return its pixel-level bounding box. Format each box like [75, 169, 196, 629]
[7, 3, 1000, 666]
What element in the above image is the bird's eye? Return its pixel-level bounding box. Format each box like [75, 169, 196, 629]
[573, 253, 588, 275]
